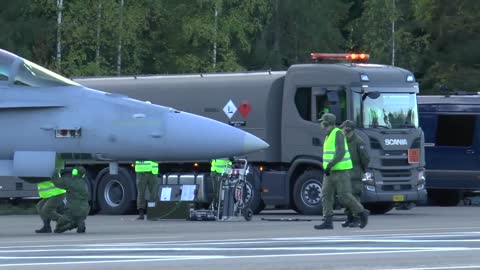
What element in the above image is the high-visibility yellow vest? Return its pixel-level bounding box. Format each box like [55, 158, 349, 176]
[37, 181, 66, 199]
[323, 127, 353, 170]
[135, 161, 159, 175]
[210, 159, 232, 174]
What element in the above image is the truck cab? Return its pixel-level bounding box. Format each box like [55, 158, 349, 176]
[418, 93, 480, 206]
[275, 53, 427, 214]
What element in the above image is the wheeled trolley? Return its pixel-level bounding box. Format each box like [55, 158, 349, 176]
[217, 159, 253, 221]
[189, 158, 253, 221]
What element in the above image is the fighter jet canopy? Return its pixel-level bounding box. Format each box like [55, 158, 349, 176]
[0, 49, 80, 87]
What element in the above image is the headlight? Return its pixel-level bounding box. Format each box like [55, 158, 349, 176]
[362, 171, 375, 186]
[417, 169, 426, 190]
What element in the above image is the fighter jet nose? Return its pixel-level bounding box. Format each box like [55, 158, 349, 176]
[159, 111, 269, 160]
[243, 132, 269, 154]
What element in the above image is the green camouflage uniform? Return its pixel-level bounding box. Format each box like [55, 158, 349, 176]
[135, 161, 159, 219]
[344, 133, 370, 217]
[52, 167, 90, 233]
[35, 186, 66, 233]
[210, 159, 232, 206]
[314, 113, 369, 230]
[321, 129, 365, 217]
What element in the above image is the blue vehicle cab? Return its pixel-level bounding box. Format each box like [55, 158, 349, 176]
[418, 92, 480, 206]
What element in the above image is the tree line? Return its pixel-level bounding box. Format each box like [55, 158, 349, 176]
[1, 0, 479, 93]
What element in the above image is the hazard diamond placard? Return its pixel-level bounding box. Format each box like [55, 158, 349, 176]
[238, 100, 252, 118]
[223, 100, 237, 119]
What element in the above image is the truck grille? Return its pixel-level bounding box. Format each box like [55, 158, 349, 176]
[380, 170, 412, 178]
[382, 159, 409, 167]
[370, 138, 381, 149]
[381, 184, 412, 191]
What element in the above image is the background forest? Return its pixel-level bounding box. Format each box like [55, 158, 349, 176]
[1, 0, 479, 93]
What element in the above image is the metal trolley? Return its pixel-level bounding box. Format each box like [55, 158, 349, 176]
[189, 158, 253, 221]
[216, 159, 253, 221]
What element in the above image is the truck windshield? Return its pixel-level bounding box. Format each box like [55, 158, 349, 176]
[355, 92, 418, 129]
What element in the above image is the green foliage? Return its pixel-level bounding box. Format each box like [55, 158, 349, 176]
[0, 0, 478, 93]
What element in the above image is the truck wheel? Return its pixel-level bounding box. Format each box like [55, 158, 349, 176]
[245, 167, 266, 214]
[427, 189, 461, 206]
[96, 167, 135, 215]
[364, 202, 394, 215]
[244, 208, 253, 221]
[293, 170, 324, 215]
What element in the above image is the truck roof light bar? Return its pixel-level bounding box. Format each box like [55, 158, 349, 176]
[310, 53, 370, 62]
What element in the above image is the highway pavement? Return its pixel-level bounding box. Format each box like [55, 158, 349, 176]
[0, 206, 480, 270]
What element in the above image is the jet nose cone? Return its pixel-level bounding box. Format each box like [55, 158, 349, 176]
[161, 110, 269, 160]
[243, 132, 269, 154]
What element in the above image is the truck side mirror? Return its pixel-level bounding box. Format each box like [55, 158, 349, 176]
[363, 91, 380, 100]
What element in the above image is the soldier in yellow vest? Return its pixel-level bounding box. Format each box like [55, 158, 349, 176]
[35, 156, 67, 233]
[135, 160, 159, 220]
[314, 113, 369, 230]
[210, 158, 233, 206]
[35, 182, 66, 233]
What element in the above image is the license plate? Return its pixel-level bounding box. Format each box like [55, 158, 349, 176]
[393, 195, 405, 202]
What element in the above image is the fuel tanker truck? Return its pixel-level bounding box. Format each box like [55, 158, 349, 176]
[75, 53, 427, 215]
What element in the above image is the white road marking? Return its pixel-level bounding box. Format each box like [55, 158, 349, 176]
[0, 235, 182, 245]
[1, 232, 479, 267]
[358, 227, 480, 233]
[2, 231, 479, 250]
[0, 246, 476, 253]
[0, 249, 469, 267]
[383, 266, 480, 270]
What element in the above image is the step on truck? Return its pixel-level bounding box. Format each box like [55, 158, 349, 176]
[418, 92, 480, 206]
[1, 53, 427, 215]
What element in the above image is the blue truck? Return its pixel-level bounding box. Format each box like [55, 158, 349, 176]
[418, 93, 480, 206]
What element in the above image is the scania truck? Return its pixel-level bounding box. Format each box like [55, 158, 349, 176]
[2, 53, 427, 215]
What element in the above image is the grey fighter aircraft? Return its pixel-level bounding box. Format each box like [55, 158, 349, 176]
[0, 49, 268, 179]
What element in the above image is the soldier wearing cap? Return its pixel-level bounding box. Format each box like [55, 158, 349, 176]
[340, 120, 370, 227]
[314, 113, 369, 230]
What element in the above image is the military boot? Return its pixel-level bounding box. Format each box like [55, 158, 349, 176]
[54, 222, 77, 233]
[136, 208, 145, 220]
[348, 216, 360, 228]
[77, 224, 86, 233]
[359, 210, 369, 229]
[314, 216, 333, 230]
[341, 215, 354, 228]
[35, 219, 52, 233]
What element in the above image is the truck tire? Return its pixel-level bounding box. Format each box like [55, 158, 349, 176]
[245, 167, 265, 214]
[293, 170, 324, 215]
[427, 189, 461, 206]
[96, 167, 136, 215]
[364, 202, 394, 215]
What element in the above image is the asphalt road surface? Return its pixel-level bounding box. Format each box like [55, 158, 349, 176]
[1, 207, 480, 270]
